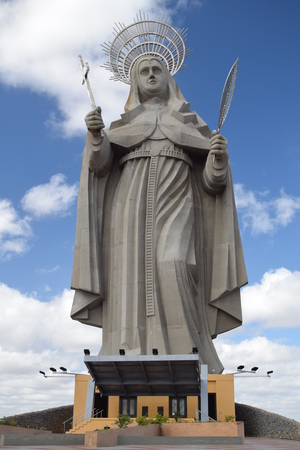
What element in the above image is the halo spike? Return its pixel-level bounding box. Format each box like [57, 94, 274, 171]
[101, 12, 192, 84]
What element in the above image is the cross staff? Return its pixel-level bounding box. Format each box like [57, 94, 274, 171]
[78, 54, 97, 109]
[78, 54, 103, 136]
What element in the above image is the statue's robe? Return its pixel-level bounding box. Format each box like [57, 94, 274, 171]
[70, 101, 247, 373]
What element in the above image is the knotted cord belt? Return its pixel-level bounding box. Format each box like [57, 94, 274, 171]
[119, 148, 193, 169]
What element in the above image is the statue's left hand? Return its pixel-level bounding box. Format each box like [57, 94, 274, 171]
[209, 130, 229, 165]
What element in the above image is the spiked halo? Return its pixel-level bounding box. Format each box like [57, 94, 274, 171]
[101, 11, 192, 84]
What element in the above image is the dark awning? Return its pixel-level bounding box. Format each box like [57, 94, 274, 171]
[84, 354, 201, 397]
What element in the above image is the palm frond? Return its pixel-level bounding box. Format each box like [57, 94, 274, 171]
[218, 58, 239, 132]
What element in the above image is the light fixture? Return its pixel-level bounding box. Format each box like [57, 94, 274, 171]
[152, 348, 158, 355]
[192, 347, 198, 354]
[50, 367, 57, 372]
[231, 365, 273, 378]
[119, 349, 125, 355]
[39, 371, 46, 376]
[60, 367, 67, 372]
[84, 349, 90, 355]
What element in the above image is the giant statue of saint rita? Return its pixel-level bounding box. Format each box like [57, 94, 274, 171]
[70, 56, 247, 373]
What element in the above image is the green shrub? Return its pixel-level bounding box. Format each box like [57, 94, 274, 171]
[114, 413, 132, 428]
[149, 413, 168, 425]
[174, 411, 181, 422]
[224, 415, 235, 422]
[0, 417, 18, 426]
[136, 415, 150, 426]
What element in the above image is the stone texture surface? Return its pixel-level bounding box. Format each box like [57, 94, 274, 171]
[1, 404, 73, 433]
[235, 403, 300, 440]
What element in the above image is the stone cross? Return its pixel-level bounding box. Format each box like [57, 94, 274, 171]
[78, 54, 97, 110]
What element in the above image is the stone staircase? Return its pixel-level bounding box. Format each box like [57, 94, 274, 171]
[67, 417, 118, 434]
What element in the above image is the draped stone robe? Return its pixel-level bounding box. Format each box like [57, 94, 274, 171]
[70, 101, 247, 374]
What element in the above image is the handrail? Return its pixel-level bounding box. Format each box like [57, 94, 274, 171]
[63, 407, 104, 432]
[194, 407, 216, 422]
[63, 406, 88, 427]
[63, 407, 95, 433]
[94, 409, 104, 418]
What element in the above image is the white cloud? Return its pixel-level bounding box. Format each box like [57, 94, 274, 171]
[0, 199, 32, 259]
[36, 265, 60, 274]
[215, 336, 300, 421]
[241, 268, 300, 329]
[234, 184, 300, 234]
[21, 174, 78, 218]
[0, 0, 174, 137]
[0, 283, 101, 416]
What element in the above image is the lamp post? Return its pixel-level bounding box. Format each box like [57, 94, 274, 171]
[230, 365, 274, 378]
[39, 367, 82, 378]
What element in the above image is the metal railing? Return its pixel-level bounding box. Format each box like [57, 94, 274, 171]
[194, 408, 216, 422]
[63, 407, 104, 433]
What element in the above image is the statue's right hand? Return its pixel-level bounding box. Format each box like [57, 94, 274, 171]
[85, 106, 105, 134]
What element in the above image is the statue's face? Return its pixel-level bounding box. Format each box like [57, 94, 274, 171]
[137, 58, 168, 98]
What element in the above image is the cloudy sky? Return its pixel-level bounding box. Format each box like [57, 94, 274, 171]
[0, 0, 300, 422]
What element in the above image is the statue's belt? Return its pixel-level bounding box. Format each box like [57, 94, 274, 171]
[119, 148, 193, 168]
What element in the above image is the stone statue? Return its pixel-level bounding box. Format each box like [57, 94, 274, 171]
[70, 53, 247, 374]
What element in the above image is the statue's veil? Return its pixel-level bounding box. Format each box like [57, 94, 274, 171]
[124, 56, 187, 112]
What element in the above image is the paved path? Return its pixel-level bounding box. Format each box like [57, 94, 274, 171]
[1, 437, 300, 449]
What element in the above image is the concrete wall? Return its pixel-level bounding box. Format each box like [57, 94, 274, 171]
[85, 424, 160, 447]
[209, 374, 235, 421]
[108, 396, 119, 418]
[73, 374, 90, 420]
[0, 433, 84, 446]
[85, 422, 244, 447]
[137, 396, 169, 417]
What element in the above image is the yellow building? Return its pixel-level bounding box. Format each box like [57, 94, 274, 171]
[69, 372, 235, 434]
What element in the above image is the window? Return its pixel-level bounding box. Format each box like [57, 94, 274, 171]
[157, 406, 164, 416]
[120, 397, 137, 418]
[142, 406, 148, 417]
[169, 396, 187, 418]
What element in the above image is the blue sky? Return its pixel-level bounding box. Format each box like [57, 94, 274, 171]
[0, 0, 300, 421]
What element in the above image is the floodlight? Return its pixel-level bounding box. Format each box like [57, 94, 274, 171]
[152, 348, 158, 355]
[119, 349, 125, 355]
[192, 347, 198, 354]
[60, 367, 67, 372]
[251, 367, 259, 372]
[267, 371, 273, 375]
[84, 349, 90, 355]
[39, 371, 45, 376]
[237, 365, 244, 370]
[50, 367, 57, 372]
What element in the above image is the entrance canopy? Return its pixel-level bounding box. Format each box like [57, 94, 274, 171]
[84, 354, 201, 397]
